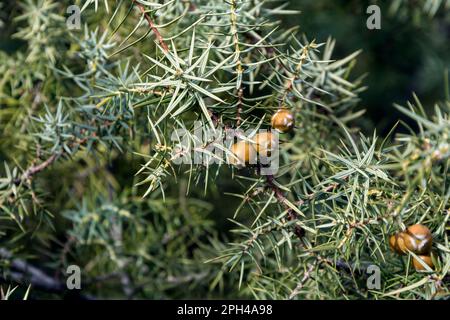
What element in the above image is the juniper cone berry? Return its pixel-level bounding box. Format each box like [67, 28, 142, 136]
[391, 232, 409, 255]
[271, 109, 295, 133]
[412, 254, 434, 271]
[389, 224, 432, 255]
[253, 131, 278, 157]
[1, 0, 448, 300]
[229, 141, 257, 168]
[405, 224, 433, 254]
[389, 233, 400, 253]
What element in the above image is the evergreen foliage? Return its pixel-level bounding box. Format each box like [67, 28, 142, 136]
[0, 0, 449, 299]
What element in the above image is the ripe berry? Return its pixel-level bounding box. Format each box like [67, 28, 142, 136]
[228, 140, 257, 168]
[389, 234, 397, 251]
[271, 109, 295, 133]
[394, 232, 411, 255]
[405, 224, 432, 255]
[253, 131, 278, 157]
[389, 234, 402, 254]
[412, 254, 434, 271]
[388, 224, 433, 256]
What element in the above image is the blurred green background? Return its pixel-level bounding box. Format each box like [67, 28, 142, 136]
[285, 0, 449, 134]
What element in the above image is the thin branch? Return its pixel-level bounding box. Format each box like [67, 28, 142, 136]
[265, 175, 304, 239]
[279, 42, 315, 107]
[288, 262, 316, 299]
[14, 153, 59, 185]
[133, 0, 169, 52]
[230, 0, 244, 125]
[0, 248, 64, 293]
[13, 131, 96, 186]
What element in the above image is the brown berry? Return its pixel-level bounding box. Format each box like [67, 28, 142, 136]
[405, 224, 432, 254]
[271, 109, 295, 133]
[396, 232, 408, 254]
[389, 232, 414, 255]
[389, 234, 398, 253]
[253, 131, 278, 157]
[228, 141, 257, 168]
[412, 254, 434, 271]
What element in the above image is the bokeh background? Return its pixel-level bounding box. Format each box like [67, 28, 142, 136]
[285, 0, 449, 134]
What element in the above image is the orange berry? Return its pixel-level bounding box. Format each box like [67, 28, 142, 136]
[395, 232, 416, 255]
[389, 234, 398, 253]
[412, 255, 434, 271]
[271, 109, 295, 133]
[406, 224, 432, 255]
[253, 131, 278, 157]
[228, 141, 257, 168]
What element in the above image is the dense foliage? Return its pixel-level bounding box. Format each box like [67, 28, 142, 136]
[0, 0, 449, 300]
